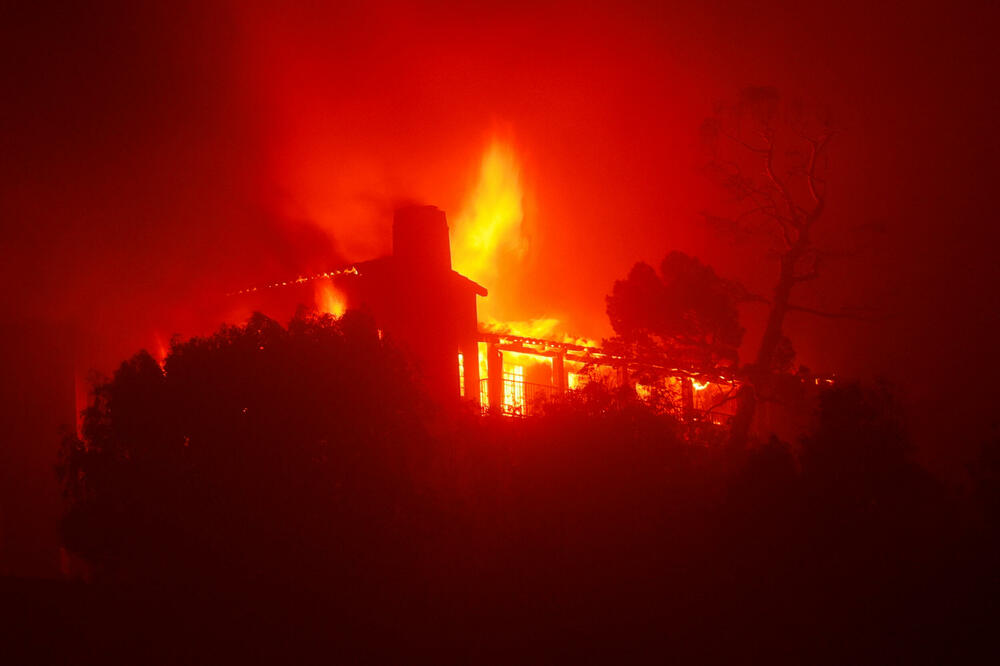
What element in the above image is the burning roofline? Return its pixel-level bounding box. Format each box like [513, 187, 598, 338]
[481, 330, 740, 384]
[227, 266, 361, 297]
[227, 261, 488, 299]
[226, 268, 832, 389]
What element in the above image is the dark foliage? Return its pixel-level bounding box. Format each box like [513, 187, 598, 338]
[39, 317, 997, 664]
[58, 309, 428, 587]
[606, 251, 745, 371]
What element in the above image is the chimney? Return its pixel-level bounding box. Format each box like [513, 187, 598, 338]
[392, 205, 452, 272]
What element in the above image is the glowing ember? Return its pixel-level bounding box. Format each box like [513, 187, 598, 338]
[228, 266, 359, 296]
[691, 379, 710, 391]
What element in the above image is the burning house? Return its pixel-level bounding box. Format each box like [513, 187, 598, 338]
[233, 204, 745, 423]
[330, 205, 485, 403]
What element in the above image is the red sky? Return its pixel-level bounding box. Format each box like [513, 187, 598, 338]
[1, 1, 997, 571]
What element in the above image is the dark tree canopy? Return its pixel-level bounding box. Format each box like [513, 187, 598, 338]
[606, 250, 745, 370]
[58, 309, 428, 583]
[50, 311, 993, 662]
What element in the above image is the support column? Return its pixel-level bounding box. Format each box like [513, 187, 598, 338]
[552, 353, 566, 393]
[616, 363, 629, 389]
[681, 377, 695, 420]
[461, 340, 480, 405]
[487, 344, 504, 414]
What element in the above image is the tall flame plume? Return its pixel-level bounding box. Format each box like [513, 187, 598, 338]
[452, 139, 526, 297]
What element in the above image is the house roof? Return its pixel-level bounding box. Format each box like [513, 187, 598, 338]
[351, 256, 488, 297]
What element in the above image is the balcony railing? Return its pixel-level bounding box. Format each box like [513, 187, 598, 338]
[480, 377, 561, 417]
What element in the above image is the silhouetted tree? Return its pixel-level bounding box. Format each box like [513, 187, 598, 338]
[606, 250, 746, 372]
[58, 309, 429, 585]
[52, 311, 985, 663]
[796, 382, 959, 615]
[969, 432, 1000, 545]
[701, 87, 848, 448]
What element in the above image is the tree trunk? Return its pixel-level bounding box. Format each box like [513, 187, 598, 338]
[728, 251, 799, 449]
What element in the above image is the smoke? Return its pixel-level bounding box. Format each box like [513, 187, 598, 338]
[0, 0, 997, 503]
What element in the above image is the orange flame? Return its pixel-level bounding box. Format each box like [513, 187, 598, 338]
[503, 365, 526, 415]
[453, 141, 596, 349]
[315, 281, 347, 317]
[452, 139, 525, 297]
[153, 333, 169, 370]
[691, 378, 710, 391]
[481, 317, 599, 348]
[452, 139, 601, 412]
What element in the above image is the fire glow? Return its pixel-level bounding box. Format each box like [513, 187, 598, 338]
[315, 282, 347, 318]
[451, 139, 603, 412]
[228, 266, 359, 296]
[452, 139, 526, 296]
[222, 138, 739, 422]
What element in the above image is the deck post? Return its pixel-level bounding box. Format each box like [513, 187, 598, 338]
[487, 344, 504, 414]
[552, 353, 567, 393]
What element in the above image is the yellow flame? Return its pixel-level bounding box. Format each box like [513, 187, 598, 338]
[153, 333, 168, 370]
[452, 139, 525, 291]
[455, 138, 600, 386]
[691, 378, 710, 391]
[315, 281, 347, 317]
[458, 352, 466, 398]
[481, 316, 599, 348]
[503, 365, 525, 415]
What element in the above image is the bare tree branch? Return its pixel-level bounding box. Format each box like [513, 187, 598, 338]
[761, 131, 802, 229]
[792, 269, 820, 282]
[806, 131, 835, 206]
[786, 304, 877, 320]
[702, 381, 741, 415]
[719, 127, 769, 154]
